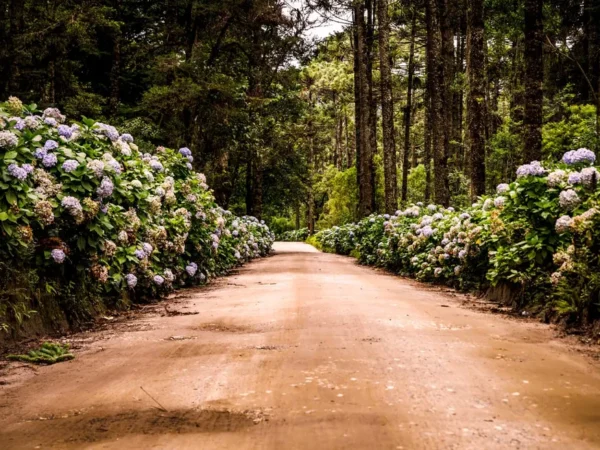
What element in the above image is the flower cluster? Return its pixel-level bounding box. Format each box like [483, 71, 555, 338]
[562, 148, 596, 166]
[0, 97, 274, 316]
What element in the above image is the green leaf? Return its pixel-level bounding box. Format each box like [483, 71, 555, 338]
[4, 151, 17, 160]
[0, 212, 8, 221]
[6, 191, 17, 205]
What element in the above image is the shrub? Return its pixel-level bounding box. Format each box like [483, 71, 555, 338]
[0, 98, 274, 332]
[314, 150, 600, 326]
[279, 228, 311, 242]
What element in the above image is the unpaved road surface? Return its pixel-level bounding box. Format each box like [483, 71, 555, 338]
[2, 242, 600, 450]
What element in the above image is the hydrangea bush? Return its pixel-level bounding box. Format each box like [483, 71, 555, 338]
[279, 228, 311, 242]
[0, 97, 274, 331]
[314, 150, 600, 325]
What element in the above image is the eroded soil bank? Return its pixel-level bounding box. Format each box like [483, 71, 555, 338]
[1, 242, 600, 449]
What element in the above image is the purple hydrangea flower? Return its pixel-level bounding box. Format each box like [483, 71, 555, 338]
[12, 118, 25, 131]
[34, 147, 48, 159]
[57, 124, 73, 139]
[106, 159, 122, 175]
[125, 274, 137, 288]
[153, 275, 165, 285]
[44, 117, 58, 127]
[150, 160, 164, 172]
[516, 161, 545, 178]
[120, 133, 134, 143]
[186, 163, 193, 170]
[97, 177, 114, 198]
[94, 123, 119, 141]
[232, 230, 239, 237]
[187, 155, 194, 163]
[186, 263, 198, 276]
[44, 140, 59, 151]
[494, 196, 506, 208]
[459, 250, 467, 260]
[179, 147, 192, 157]
[62, 159, 79, 173]
[51, 249, 66, 263]
[562, 148, 596, 165]
[42, 153, 58, 167]
[8, 164, 28, 180]
[22, 164, 34, 174]
[134, 249, 146, 260]
[568, 172, 582, 185]
[459, 213, 470, 220]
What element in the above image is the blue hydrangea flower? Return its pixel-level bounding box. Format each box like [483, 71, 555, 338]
[8, 164, 28, 180]
[42, 153, 58, 167]
[44, 140, 59, 151]
[62, 159, 79, 173]
[125, 274, 137, 288]
[186, 263, 198, 276]
[179, 147, 192, 157]
[106, 159, 122, 175]
[44, 117, 58, 127]
[51, 249, 66, 263]
[562, 148, 596, 165]
[57, 124, 73, 139]
[516, 161, 545, 178]
[97, 177, 114, 198]
[34, 147, 48, 159]
[120, 133, 134, 143]
[150, 160, 164, 172]
[568, 172, 582, 184]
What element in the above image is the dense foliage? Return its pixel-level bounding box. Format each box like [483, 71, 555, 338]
[0, 97, 274, 333]
[314, 149, 600, 326]
[279, 228, 311, 242]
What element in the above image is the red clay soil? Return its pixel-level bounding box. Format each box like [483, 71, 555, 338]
[1, 242, 600, 449]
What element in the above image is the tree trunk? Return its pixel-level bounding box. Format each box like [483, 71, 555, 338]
[467, 0, 486, 198]
[366, 0, 377, 212]
[424, 83, 432, 201]
[523, 0, 543, 162]
[355, 2, 374, 217]
[109, 0, 122, 118]
[401, 10, 417, 204]
[378, 0, 398, 212]
[352, 16, 362, 193]
[426, 0, 449, 205]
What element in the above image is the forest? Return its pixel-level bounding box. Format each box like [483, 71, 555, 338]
[2, 0, 600, 329]
[2, 0, 599, 232]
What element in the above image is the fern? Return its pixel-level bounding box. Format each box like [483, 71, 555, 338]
[6, 342, 74, 365]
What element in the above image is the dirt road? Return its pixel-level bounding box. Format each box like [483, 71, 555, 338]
[1, 242, 600, 450]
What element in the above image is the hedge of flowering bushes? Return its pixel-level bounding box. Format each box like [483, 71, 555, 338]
[279, 227, 311, 242]
[314, 148, 600, 326]
[0, 97, 274, 333]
